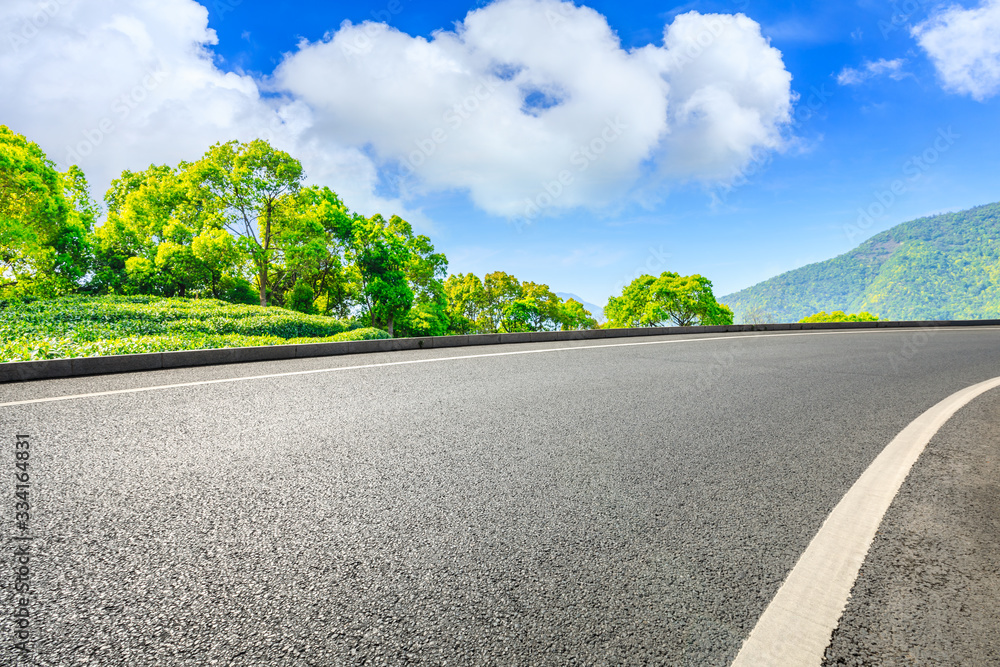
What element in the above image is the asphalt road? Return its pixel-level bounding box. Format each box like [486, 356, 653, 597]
[2, 328, 999, 666]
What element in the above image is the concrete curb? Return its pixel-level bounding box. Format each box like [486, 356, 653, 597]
[3, 319, 1000, 383]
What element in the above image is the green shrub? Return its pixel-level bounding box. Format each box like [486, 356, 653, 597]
[0, 295, 388, 362]
[798, 310, 879, 323]
[287, 281, 317, 315]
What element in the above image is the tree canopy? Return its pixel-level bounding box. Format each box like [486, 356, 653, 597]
[443, 271, 597, 333]
[0, 126, 92, 296]
[604, 272, 733, 328]
[0, 125, 733, 341]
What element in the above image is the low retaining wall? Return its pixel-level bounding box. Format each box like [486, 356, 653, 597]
[3, 319, 999, 383]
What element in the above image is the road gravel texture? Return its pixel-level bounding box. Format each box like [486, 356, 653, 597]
[823, 380, 1000, 666]
[1, 329, 999, 666]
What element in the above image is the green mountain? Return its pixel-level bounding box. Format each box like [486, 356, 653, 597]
[720, 202, 1000, 323]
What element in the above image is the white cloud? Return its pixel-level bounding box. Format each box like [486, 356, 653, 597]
[0, 0, 411, 220]
[0, 0, 795, 223]
[836, 58, 908, 85]
[913, 0, 1000, 100]
[275, 3, 794, 217]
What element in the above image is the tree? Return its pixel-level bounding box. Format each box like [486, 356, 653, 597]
[483, 271, 522, 332]
[349, 214, 414, 336]
[649, 272, 734, 326]
[92, 163, 238, 298]
[560, 298, 599, 330]
[191, 227, 240, 299]
[605, 272, 733, 327]
[272, 186, 357, 316]
[605, 275, 657, 327]
[286, 280, 318, 314]
[187, 139, 303, 306]
[444, 273, 488, 333]
[443, 271, 595, 334]
[0, 125, 92, 296]
[56, 165, 98, 288]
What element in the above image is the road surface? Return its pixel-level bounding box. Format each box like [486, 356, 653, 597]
[2, 327, 998, 665]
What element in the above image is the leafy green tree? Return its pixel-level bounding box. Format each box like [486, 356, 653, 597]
[286, 280, 318, 314]
[349, 214, 414, 336]
[0, 126, 92, 296]
[187, 139, 303, 306]
[153, 222, 213, 298]
[649, 272, 734, 326]
[443, 271, 595, 333]
[605, 272, 733, 327]
[605, 275, 657, 327]
[520, 281, 568, 331]
[271, 186, 355, 315]
[398, 283, 451, 337]
[482, 271, 522, 332]
[123, 256, 166, 295]
[799, 310, 879, 323]
[444, 272, 488, 333]
[92, 164, 236, 298]
[56, 165, 98, 287]
[191, 227, 241, 299]
[560, 298, 599, 330]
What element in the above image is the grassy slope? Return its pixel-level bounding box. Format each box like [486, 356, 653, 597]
[0, 295, 389, 362]
[720, 202, 1000, 322]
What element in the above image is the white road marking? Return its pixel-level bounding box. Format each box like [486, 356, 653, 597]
[1, 327, 997, 409]
[731, 374, 1000, 667]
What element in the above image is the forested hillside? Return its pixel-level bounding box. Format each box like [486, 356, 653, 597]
[721, 203, 1000, 322]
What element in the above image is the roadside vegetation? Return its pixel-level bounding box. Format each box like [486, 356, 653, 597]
[799, 310, 880, 323]
[0, 295, 387, 362]
[1, 124, 733, 361]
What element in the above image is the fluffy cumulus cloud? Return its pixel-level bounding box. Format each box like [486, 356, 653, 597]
[836, 58, 907, 86]
[275, 1, 794, 217]
[913, 0, 1000, 101]
[0, 0, 794, 222]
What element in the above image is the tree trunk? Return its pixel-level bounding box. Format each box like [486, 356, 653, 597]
[387, 313, 394, 338]
[258, 264, 268, 307]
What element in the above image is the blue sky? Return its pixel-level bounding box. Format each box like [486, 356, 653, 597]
[2, 0, 998, 306]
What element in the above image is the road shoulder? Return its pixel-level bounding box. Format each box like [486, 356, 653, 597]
[823, 388, 1000, 665]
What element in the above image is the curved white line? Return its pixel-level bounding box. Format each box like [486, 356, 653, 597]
[731, 375, 1000, 666]
[1, 327, 997, 409]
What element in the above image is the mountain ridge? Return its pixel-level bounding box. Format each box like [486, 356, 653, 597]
[720, 202, 1000, 322]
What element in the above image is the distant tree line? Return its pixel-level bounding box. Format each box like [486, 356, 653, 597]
[1, 124, 732, 335]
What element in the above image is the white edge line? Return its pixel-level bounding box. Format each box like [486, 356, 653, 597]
[730, 374, 1000, 666]
[3, 327, 999, 409]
